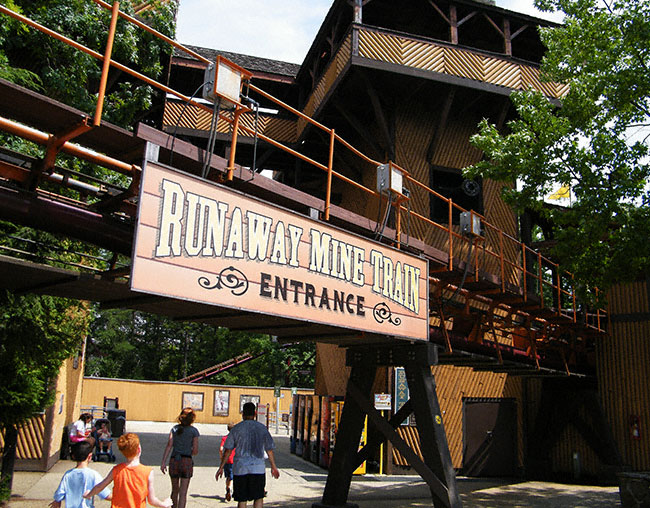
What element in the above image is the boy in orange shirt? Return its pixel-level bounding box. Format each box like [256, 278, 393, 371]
[85, 433, 171, 508]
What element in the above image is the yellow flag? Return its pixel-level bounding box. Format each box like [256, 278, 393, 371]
[548, 185, 570, 200]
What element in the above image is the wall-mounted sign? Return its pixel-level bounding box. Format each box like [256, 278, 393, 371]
[394, 367, 415, 426]
[374, 393, 392, 411]
[132, 162, 429, 341]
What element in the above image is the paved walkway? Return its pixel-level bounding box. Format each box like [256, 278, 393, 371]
[7, 421, 621, 507]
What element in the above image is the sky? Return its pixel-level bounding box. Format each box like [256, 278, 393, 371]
[176, 0, 563, 65]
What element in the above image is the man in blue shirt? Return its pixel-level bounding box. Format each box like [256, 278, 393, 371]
[216, 402, 279, 507]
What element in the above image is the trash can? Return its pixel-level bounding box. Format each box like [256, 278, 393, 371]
[106, 409, 126, 438]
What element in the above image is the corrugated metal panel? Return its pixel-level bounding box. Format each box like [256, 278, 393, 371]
[598, 282, 650, 471]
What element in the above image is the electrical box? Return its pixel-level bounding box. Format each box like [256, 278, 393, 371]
[460, 211, 482, 236]
[376, 163, 403, 195]
[202, 55, 252, 108]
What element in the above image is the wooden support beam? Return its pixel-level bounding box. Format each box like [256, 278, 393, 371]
[317, 344, 461, 508]
[354, 400, 413, 466]
[503, 18, 512, 56]
[316, 357, 377, 508]
[333, 100, 385, 159]
[360, 73, 394, 160]
[457, 11, 477, 28]
[450, 5, 458, 44]
[405, 363, 462, 508]
[426, 88, 455, 164]
[347, 382, 452, 504]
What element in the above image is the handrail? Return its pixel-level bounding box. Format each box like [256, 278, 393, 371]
[91, 0, 212, 65]
[0, 116, 136, 175]
[0, 2, 605, 335]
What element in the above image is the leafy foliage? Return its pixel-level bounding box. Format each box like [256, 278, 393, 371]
[0, 292, 88, 426]
[85, 309, 316, 387]
[0, 0, 176, 129]
[466, 0, 650, 300]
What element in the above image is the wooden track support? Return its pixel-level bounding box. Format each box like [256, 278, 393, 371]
[314, 343, 462, 508]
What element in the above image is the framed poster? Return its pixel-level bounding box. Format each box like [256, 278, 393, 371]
[213, 390, 230, 416]
[239, 394, 260, 413]
[182, 391, 204, 412]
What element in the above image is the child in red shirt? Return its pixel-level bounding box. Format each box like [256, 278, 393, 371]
[219, 424, 235, 501]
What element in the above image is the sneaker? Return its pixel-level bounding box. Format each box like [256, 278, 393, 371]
[225, 487, 231, 502]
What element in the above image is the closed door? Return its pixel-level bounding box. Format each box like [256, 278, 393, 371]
[463, 398, 517, 477]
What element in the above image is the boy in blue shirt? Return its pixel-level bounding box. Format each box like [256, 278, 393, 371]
[50, 440, 111, 508]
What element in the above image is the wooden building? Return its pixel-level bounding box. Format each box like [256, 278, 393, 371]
[157, 0, 648, 483]
[0, 0, 647, 498]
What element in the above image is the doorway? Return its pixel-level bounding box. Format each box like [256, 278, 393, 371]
[462, 397, 517, 477]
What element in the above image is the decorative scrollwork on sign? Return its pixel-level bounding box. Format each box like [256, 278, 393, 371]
[198, 266, 249, 296]
[373, 302, 401, 326]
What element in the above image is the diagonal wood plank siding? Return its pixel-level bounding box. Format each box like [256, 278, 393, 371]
[298, 35, 352, 137]
[162, 102, 297, 144]
[0, 414, 46, 460]
[358, 28, 568, 99]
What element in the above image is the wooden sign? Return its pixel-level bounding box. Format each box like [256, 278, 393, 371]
[131, 162, 429, 341]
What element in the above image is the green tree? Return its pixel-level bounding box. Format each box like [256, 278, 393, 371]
[86, 309, 316, 387]
[1, 0, 175, 129]
[0, 292, 88, 499]
[0, 0, 176, 500]
[466, 0, 650, 300]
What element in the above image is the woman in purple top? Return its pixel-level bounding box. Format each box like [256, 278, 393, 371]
[161, 408, 199, 508]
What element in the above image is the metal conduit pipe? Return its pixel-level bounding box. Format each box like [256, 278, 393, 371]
[0, 116, 137, 176]
[45, 172, 104, 195]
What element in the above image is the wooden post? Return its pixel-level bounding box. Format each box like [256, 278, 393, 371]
[405, 363, 462, 508]
[316, 354, 377, 508]
[314, 344, 462, 508]
[450, 5, 458, 44]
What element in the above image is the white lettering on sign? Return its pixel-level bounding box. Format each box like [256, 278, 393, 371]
[153, 178, 421, 314]
[140, 168, 427, 340]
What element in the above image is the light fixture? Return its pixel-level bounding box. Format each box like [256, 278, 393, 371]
[202, 55, 253, 108]
[376, 162, 405, 196]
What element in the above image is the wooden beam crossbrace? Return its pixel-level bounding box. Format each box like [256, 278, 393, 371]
[316, 344, 461, 508]
[347, 382, 453, 506]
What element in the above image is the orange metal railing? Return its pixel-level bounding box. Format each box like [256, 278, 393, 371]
[0, 1, 605, 336]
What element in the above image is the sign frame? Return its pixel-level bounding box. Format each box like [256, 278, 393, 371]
[131, 161, 429, 341]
